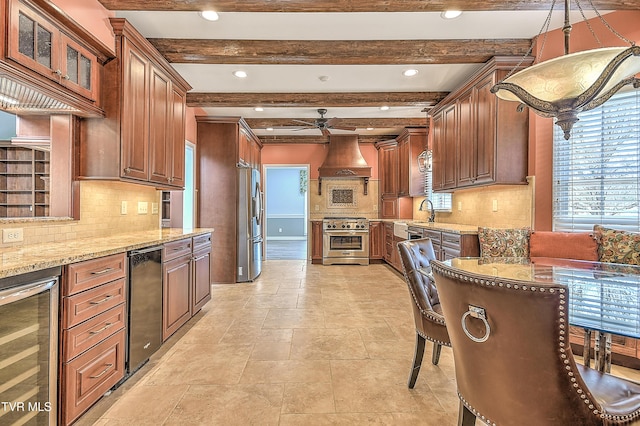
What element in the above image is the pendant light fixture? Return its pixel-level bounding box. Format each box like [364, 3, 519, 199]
[491, 0, 640, 140]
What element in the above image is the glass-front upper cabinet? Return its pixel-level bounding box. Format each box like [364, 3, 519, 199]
[7, 0, 99, 101]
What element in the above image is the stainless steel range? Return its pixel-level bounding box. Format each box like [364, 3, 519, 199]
[322, 217, 370, 265]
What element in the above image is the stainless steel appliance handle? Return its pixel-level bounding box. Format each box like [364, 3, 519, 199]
[0, 278, 57, 307]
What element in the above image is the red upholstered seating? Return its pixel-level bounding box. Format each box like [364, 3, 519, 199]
[529, 231, 598, 261]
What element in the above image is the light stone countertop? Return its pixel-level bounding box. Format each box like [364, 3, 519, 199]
[0, 228, 214, 279]
[375, 219, 479, 235]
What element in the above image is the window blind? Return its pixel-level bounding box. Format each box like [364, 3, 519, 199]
[424, 150, 452, 211]
[553, 90, 640, 232]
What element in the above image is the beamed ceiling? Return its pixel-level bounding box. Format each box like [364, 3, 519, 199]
[98, 0, 639, 144]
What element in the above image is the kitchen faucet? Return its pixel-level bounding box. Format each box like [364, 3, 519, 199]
[419, 198, 436, 223]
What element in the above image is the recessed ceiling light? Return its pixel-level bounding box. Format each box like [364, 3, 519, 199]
[366, 127, 374, 131]
[233, 70, 247, 78]
[380, 106, 390, 111]
[403, 69, 419, 77]
[254, 107, 264, 112]
[199, 10, 219, 21]
[266, 127, 274, 131]
[441, 10, 462, 19]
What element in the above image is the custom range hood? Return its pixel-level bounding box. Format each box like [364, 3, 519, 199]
[318, 134, 371, 195]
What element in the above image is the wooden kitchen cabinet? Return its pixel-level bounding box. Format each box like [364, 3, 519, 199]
[6, 0, 100, 102]
[60, 253, 127, 425]
[383, 222, 403, 272]
[431, 57, 531, 192]
[162, 237, 193, 341]
[162, 234, 212, 340]
[0, 145, 49, 217]
[396, 128, 427, 197]
[79, 18, 190, 189]
[311, 220, 323, 264]
[192, 233, 212, 313]
[375, 138, 414, 220]
[197, 117, 262, 283]
[422, 228, 479, 261]
[369, 220, 384, 261]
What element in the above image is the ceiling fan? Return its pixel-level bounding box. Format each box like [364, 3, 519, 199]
[291, 108, 356, 136]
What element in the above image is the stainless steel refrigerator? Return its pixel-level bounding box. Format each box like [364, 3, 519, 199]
[237, 167, 263, 282]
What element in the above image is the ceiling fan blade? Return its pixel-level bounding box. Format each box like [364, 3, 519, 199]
[292, 119, 315, 126]
[330, 125, 357, 131]
[321, 127, 331, 137]
[325, 117, 339, 127]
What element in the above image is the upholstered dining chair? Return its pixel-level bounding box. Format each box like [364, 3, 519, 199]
[431, 259, 640, 426]
[397, 238, 450, 389]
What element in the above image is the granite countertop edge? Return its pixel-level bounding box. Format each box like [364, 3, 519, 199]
[374, 220, 479, 235]
[0, 228, 214, 279]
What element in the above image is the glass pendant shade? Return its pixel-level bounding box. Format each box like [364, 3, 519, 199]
[493, 46, 640, 139]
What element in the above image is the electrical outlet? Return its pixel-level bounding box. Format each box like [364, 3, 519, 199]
[3, 228, 24, 243]
[457, 201, 462, 211]
[152, 202, 159, 214]
[138, 201, 148, 214]
[121, 201, 128, 215]
[492, 199, 498, 212]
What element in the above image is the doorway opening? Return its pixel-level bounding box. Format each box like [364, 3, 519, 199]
[264, 165, 309, 260]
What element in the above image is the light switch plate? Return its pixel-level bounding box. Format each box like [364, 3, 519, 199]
[138, 201, 148, 214]
[492, 199, 498, 212]
[121, 201, 127, 215]
[152, 202, 159, 214]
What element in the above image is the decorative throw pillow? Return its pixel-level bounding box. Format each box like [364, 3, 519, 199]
[593, 225, 640, 265]
[478, 227, 531, 258]
[529, 231, 598, 261]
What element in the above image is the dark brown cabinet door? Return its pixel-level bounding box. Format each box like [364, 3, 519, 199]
[442, 104, 457, 189]
[162, 254, 191, 341]
[369, 221, 384, 260]
[170, 88, 186, 187]
[149, 66, 171, 185]
[431, 112, 444, 191]
[311, 221, 323, 263]
[397, 137, 410, 196]
[377, 141, 398, 197]
[121, 38, 149, 182]
[192, 246, 212, 313]
[474, 74, 497, 185]
[456, 88, 475, 187]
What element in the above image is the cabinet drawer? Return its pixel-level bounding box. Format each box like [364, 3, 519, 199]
[441, 232, 461, 249]
[423, 229, 442, 244]
[62, 331, 125, 425]
[63, 278, 126, 328]
[193, 233, 212, 250]
[164, 238, 192, 262]
[65, 253, 126, 296]
[442, 246, 460, 260]
[63, 303, 126, 361]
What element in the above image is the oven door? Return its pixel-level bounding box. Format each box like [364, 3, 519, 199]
[323, 231, 369, 260]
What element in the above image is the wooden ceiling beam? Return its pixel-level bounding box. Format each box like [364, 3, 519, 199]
[186, 92, 447, 108]
[245, 117, 427, 128]
[258, 135, 394, 145]
[149, 39, 531, 65]
[97, 0, 637, 12]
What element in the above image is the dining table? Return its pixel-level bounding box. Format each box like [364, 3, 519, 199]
[419, 256, 640, 373]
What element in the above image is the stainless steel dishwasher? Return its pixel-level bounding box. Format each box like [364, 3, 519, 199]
[127, 246, 163, 375]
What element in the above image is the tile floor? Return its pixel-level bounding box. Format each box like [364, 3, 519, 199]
[78, 260, 640, 425]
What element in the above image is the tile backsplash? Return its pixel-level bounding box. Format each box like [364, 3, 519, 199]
[309, 178, 379, 220]
[0, 181, 161, 248]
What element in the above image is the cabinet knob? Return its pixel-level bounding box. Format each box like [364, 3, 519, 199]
[63, 74, 70, 80]
[53, 69, 62, 76]
[124, 167, 131, 174]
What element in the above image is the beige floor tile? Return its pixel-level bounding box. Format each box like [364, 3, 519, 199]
[164, 384, 283, 425]
[279, 413, 386, 425]
[263, 308, 325, 329]
[240, 359, 332, 384]
[100, 384, 188, 423]
[281, 382, 336, 414]
[250, 341, 292, 360]
[290, 328, 369, 360]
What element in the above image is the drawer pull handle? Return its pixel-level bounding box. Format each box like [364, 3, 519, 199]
[91, 267, 114, 275]
[89, 294, 114, 305]
[90, 363, 114, 379]
[89, 322, 114, 335]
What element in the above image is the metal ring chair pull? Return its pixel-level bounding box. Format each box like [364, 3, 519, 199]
[461, 305, 491, 343]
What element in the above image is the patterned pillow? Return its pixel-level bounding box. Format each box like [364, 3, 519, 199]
[593, 225, 640, 265]
[478, 227, 531, 258]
